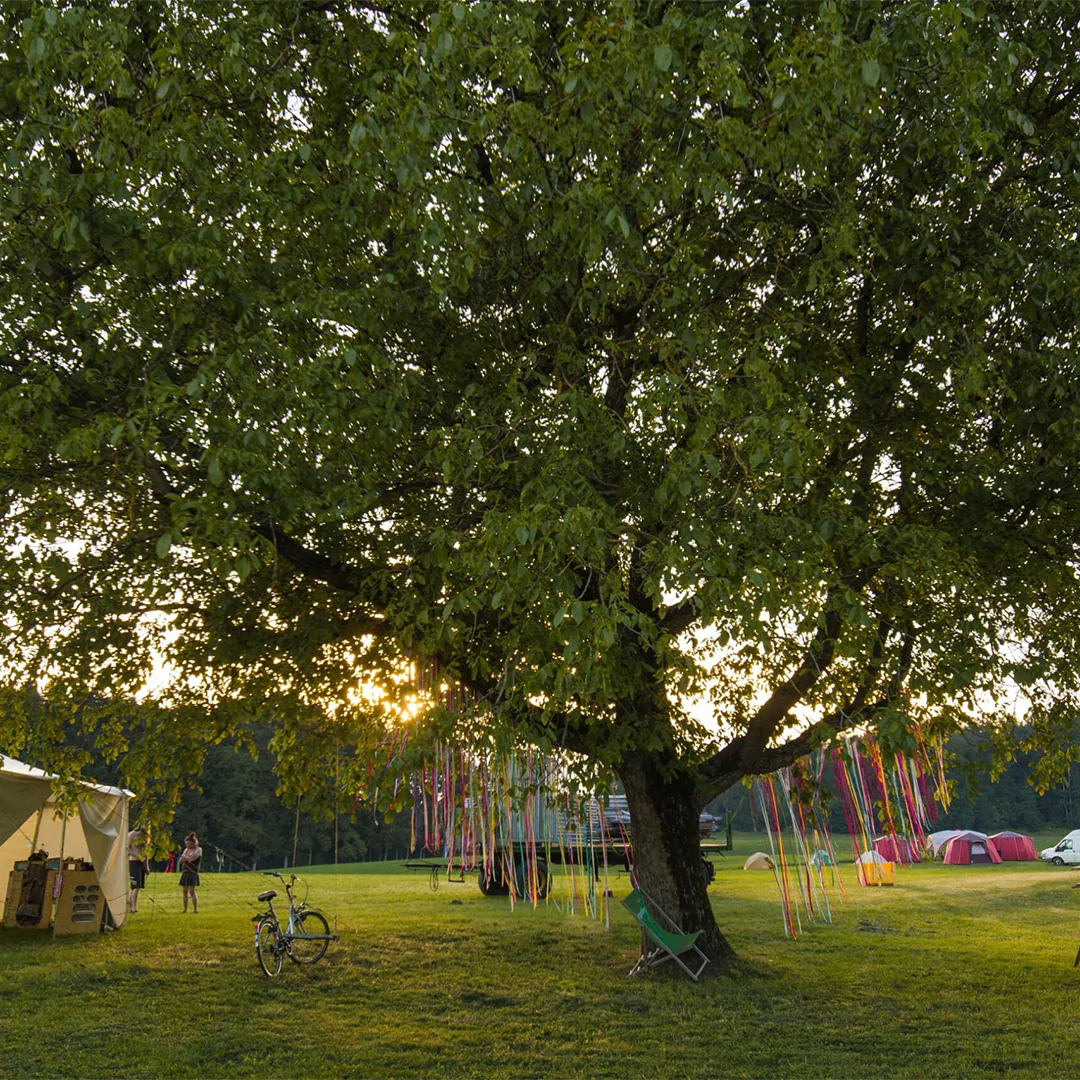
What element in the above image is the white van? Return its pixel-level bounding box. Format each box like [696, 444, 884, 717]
[1040, 829, 1080, 865]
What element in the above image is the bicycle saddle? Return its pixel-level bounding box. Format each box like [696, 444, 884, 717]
[257, 890, 276, 902]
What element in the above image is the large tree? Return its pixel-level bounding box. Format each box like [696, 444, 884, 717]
[3, 1, 1080, 965]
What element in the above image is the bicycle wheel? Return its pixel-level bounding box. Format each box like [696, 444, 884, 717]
[288, 909, 330, 965]
[256, 919, 284, 977]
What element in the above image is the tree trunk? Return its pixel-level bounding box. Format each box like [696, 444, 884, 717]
[618, 751, 737, 970]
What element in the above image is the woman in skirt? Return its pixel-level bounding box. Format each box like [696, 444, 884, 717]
[178, 832, 203, 913]
[127, 826, 149, 913]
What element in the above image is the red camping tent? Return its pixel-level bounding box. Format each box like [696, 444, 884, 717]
[989, 831, 1038, 861]
[943, 831, 1003, 865]
[873, 835, 921, 864]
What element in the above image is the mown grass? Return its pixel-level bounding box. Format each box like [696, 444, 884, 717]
[1, 835, 1079, 1079]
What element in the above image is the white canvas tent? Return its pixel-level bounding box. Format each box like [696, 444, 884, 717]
[0, 756, 131, 930]
[743, 851, 775, 870]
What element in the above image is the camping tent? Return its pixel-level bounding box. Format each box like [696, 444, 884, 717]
[0, 756, 131, 930]
[989, 831, 1038, 861]
[873, 835, 921, 864]
[942, 831, 1002, 865]
[743, 852, 775, 870]
[809, 849, 834, 867]
[926, 829, 965, 857]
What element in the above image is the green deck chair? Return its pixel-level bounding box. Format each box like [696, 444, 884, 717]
[621, 887, 709, 981]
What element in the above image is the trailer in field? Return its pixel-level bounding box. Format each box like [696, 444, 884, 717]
[406, 820, 732, 897]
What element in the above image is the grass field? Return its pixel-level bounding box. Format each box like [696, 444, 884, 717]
[2, 833, 1079, 1079]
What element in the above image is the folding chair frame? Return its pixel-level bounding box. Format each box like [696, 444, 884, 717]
[622, 886, 709, 982]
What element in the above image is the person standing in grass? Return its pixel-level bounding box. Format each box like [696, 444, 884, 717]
[178, 833, 202, 913]
[127, 826, 149, 913]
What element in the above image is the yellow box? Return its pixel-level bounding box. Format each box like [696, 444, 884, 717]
[857, 860, 896, 886]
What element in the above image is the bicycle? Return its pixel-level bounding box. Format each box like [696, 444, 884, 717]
[251, 871, 336, 977]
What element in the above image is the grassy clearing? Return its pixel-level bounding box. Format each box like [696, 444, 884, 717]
[2, 838, 1079, 1079]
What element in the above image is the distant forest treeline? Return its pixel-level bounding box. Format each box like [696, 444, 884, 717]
[68, 724, 412, 871]
[66, 724, 1080, 869]
[162, 726, 414, 871]
[167, 726, 415, 871]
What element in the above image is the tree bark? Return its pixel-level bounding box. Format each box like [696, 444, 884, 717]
[618, 750, 737, 970]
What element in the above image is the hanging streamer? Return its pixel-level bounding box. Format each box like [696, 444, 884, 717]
[752, 729, 948, 936]
[358, 684, 625, 921]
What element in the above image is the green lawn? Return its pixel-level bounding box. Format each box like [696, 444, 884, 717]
[1, 839, 1078, 1079]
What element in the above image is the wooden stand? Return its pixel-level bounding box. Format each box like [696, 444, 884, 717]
[53, 871, 105, 935]
[3, 869, 57, 929]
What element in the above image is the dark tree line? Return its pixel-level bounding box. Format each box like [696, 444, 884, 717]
[37, 709, 1080, 863]
[934, 731, 1080, 834]
[166, 726, 414, 870]
[67, 723, 413, 869]
[168, 725, 1080, 864]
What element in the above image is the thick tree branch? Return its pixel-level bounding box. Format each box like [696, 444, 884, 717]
[699, 615, 917, 799]
[660, 597, 700, 636]
[693, 566, 878, 791]
[247, 521, 368, 594]
[142, 449, 379, 599]
[736, 570, 874, 766]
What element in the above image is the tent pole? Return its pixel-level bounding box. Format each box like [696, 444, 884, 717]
[29, 807, 44, 853]
[52, 815, 67, 938]
[30, 808, 44, 850]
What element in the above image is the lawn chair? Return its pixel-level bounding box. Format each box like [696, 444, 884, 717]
[621, 887, 709, 982]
